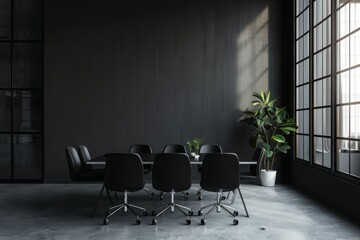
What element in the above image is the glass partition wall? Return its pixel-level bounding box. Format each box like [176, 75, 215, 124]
[295, 0, 360, 181]
[0, 0, 43, 182]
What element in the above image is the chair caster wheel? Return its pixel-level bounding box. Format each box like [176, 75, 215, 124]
[160, 195, 164, 200]
[198, 210, 203, 216]
[198, 195, 203, 200]
[143, 211, 148, 216]
[234, 211, 238, 216]
[186, 219, 191, 225]
[188, 211, 193, 216]
[136, 219, 141, 225]
[103, 218, 109, 225]
[197, 191, 201, 196]
[152, 219, 157, 225]
[221, 196, 226, 200]
[151, 211, 155, 216]
[201, 219, 206, 225]
[233, 219, 239, 225]
[105, 211, 110, 216]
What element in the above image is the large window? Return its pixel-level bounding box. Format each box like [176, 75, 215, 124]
[295, 0, 360, 180]
[0, 0, 43, 182]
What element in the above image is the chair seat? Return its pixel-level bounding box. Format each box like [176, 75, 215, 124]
[200, 185, 236, 193]
[73, 169, 105, 181]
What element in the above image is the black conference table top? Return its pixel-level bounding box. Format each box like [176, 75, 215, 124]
[87, 153, 257, 165]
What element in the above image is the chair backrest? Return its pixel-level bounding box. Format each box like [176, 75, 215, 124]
[65, 146, 83, 179]
[200, 153, 240, 192]
[78, 145, 91, 171]
[129, 144, 152, 154]
[104, 153, 145, 192]
[152, 153, 191, 192]
[199, 144, 223, 153]
[163, 144, 187, 153]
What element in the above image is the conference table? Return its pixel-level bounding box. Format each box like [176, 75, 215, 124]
[87, 153, 257, 166]
[87, 153, 257, 205]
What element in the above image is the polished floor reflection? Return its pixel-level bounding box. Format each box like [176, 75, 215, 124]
[0, 183, 359, 240]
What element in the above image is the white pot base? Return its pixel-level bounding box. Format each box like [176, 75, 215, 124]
[260, 170, 277, 187]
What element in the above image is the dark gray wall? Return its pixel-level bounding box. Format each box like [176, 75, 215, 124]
[44, 0, 283, 182]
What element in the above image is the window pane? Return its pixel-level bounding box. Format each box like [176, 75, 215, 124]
[304, 110, 310, 134]
[13, 134, 42, 179]
[13, 0, 42, 40]
[304, 136, 310, 161]
[337, 3, 349, 39]
[323, 17, 332, 48]
[304, 8, 309, 33]
[12, 42, 42, 88]
[297, 0, 304, 15]
[0, 134, 11, 179]
[296, 62, 303, 85]
[297, 111, 304, 133]
[297, 135, 304, 159]
[323, 47, 331, 76]
[350, 141, 360, 177]
[323, 138, 331, 168]
[304, 84, 309, 108]
[350, 67, 360, 102]
[13, 90, 43, 132]
[314, 23, 323, 52]
[350, 104, 360, 138]
[337, 140, 350, 174]
[337, 71, 350, 103]
[315, 108, 323, 135]
[314, 0, 323, 25]
[337, 37, 349, 71]
[314, 137, 323, 165]
[304, 33, 309, 58]
[337, 105, 350, 138]
[304, 58, 309, 83]
[314, 80, 323, 107]
[350, 30, 360, 67]
[0, 90, 11, 131]
[297, 14, 304, 38]
[323, 108, 331, 136]
[297, 86, 304, 109]
[323, 78, 331, 105]
[0, 43, 11, 88]
[0, 0, 11, 40]
[350, 1, 360, 32]
[323, 0, 331, 19]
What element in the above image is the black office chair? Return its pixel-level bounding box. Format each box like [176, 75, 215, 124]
[160, 144, 189, 200]
[129, 144, 154, 199]
[163, 144, 187, 153]
[78, 145, 93, 171]
[197, 144, 223, 200]
[151, 153, 193, 225]
[198, 153, 249, 225]
[65, 146, 111, 217]
[103, 153, 147, 225]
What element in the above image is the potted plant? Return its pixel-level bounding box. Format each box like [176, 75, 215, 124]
[186, 138, 204, 159]
[241, 91, 297, 187]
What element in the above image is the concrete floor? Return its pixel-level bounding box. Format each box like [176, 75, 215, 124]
[0, 183, 359, 240]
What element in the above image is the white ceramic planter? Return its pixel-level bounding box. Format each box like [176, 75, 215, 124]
[260, 170, 277, 187]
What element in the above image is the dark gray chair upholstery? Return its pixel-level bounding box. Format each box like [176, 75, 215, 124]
[199, 153, 248, 225]
[103, 153, 147, 225]
[128, 144, 154, 198]
[151, 153, 193, 225]
[65, 146, 109, 217]
[197, 144, 223, 200]
[78, 145, 92, 171]
[163, 144, 187, 154]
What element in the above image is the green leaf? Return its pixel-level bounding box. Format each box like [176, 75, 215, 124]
[263, 143, 270, 150]
[272, 134, 285, 143]
[265, 91, 270, 104]
[266, 150, 273, 158]
[280, 127, 297, 132]
[251, 101, 261, 106]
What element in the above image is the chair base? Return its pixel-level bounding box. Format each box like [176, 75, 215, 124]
[225, 187, 250, 217]
[103, 190, 147, 225]
[198, 191, 239, 225]
[152, 190, 193, 225]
